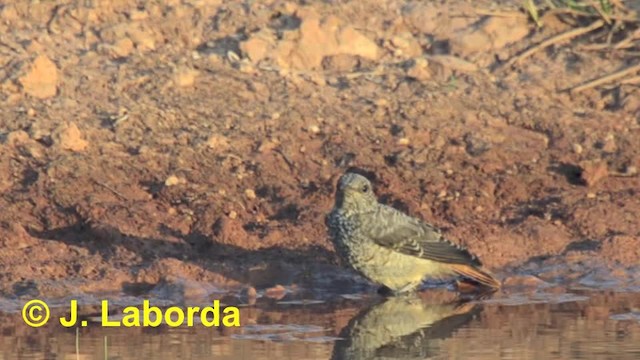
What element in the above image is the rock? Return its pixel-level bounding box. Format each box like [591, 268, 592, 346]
[174, 67, 199, 87]
[261, 11, 380, 70]
[18, 55, 58, 99]
[334, 24, 379, 60]
[451, 16, 530, 56]
[244, 189, 256, 200]
[572, 143, 583, 154]
[396, 137, 410, 146]
[110, 37, 134, 58]
[164, 175, 186, 186]
[579, 160, 608, 187]
[389, 32, 422, 57]
[406, 57, 431, 81]
[240, 29, 276, 63]
[52, 122, 89, 152]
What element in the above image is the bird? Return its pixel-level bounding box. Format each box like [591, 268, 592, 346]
[326, 172, 501, 295]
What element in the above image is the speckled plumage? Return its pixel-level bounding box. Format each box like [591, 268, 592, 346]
[326, 172, 500, 294]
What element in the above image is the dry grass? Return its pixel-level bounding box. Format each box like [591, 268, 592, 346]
[510, 0, 640, 91]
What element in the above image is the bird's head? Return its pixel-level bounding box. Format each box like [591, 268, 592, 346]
[334, 172, 377, 214]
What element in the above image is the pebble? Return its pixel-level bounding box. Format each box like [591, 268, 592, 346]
[19, 54, 58, 99]
[52, 122, 88, 152]
[245, 189, 257, 200]
[572, 143, 583, 154]
[165, 175, 185, 186]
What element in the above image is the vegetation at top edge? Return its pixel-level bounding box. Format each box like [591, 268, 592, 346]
[522, 0, 619, 27]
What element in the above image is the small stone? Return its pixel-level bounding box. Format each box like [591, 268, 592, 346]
[244, 189, 256, 200]
[580, 160, 608, 187]
[164, 175, 185, 187]
[110, 38, 134, 58]
[586, 192, 596, 199]
[238, 60, 256, 74]
[396, 137, 410, 146]
[228, 211, 237, 219]
[52, 122, 88, 152]
[390, 33, 422, 58]
[174, 67, 199, 87]
[572, 143, 583, 154]
[406, 57, 431, 81]
[240, 30, 275, 63]
[18, 54, 58, 99]
[308, 125, 320, 134]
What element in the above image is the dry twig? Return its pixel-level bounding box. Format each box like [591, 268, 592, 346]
[502, 19, 606, 69]
[569, 62, 640, 93]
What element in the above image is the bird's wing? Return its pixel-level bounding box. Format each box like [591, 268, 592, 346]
[361, 205, 482, 267]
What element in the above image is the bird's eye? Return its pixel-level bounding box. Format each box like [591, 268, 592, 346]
[361, 185, 369, 193]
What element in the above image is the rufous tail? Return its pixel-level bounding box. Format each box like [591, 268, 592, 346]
[450, 264, 501, 290]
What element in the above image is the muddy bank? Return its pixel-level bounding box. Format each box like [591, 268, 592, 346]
[0, 0, 639, 299]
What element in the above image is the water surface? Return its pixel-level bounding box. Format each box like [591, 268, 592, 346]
[1, 289, 639, 359]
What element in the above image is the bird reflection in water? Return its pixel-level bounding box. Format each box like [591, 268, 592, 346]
[331, 292, 484, 359]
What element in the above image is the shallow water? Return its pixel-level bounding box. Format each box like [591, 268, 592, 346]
[1, 289, 639, 360]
